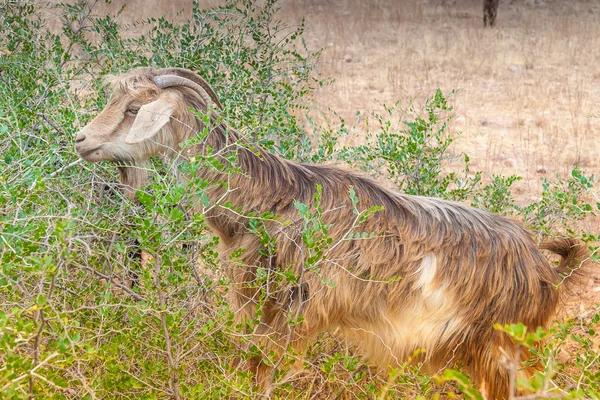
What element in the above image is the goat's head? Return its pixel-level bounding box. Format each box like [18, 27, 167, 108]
[75, 67, 222, 165]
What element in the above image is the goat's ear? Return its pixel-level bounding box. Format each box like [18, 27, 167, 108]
[125, 97, 175, 144]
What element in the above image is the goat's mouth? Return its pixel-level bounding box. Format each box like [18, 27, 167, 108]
[77, 146, 103, 162]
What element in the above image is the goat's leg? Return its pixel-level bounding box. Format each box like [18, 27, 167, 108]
[467, 338, 530, 400]
[470, 358, 510, 400]
[247, 301, 314, 393]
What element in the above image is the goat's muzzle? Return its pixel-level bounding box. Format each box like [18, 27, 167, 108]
[75, 131, 103, 162]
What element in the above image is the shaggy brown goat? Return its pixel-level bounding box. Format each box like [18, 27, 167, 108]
[75, 67, 587, 399]
[484, 0, 500, 26]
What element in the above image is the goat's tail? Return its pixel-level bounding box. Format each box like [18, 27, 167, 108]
[541, 238, 590, 290]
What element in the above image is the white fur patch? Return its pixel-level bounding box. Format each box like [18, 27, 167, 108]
[387, 286, 462, 360]
[415, 252, 437, 295]
[341, 254, 463, 368]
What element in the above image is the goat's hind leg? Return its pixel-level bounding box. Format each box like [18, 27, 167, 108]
[467, 338, 532, 400]
[470, 357, 510, 400]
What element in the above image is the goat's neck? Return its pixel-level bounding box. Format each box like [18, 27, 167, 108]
[184, 117, 300, 241]
[118, 164, 149, 200]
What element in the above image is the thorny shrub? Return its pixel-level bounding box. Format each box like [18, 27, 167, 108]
[0, 1, 598, 398]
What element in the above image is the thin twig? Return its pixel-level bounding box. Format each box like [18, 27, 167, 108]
[46, 159, 83, 179]
[154, 254, 181, 400]
[29, 259, 60, 398]
[77, 263, 145, 301]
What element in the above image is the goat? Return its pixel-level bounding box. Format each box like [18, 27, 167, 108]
[484, 0, 500, 27]
[75, 67, 587, 399]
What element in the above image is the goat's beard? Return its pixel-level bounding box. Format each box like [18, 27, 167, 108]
[117, 162, 149, 200]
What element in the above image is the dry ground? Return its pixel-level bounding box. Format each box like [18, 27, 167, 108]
[63, 0, 600, 318]
[89, 0, 600, 198]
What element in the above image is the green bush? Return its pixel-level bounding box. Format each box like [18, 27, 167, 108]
[338, 90, 482, 201]
[0, 1, 598, 399]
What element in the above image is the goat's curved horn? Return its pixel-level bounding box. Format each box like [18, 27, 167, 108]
[154, 75, 214, 110]
[156, 68, 223, 110]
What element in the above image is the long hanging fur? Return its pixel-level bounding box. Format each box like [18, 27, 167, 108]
[75, 68, 589, 399]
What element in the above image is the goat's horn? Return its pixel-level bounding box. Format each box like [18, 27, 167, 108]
[156, 68, 223, 110]
[154, 75, 214, 110]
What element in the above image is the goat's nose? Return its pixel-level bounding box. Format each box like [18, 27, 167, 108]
[75, 133, 86, 143]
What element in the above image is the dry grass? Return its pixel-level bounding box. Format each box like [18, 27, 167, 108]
[280, 0, 600, 202]
[86, 0, 600, 204]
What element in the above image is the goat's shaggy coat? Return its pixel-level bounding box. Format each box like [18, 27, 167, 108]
[75, 67, 587, 399]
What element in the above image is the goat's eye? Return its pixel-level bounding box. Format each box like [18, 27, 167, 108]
[126, 108, 139, 116]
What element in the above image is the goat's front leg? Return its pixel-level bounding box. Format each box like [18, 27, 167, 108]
[246, 299, 314, 395]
